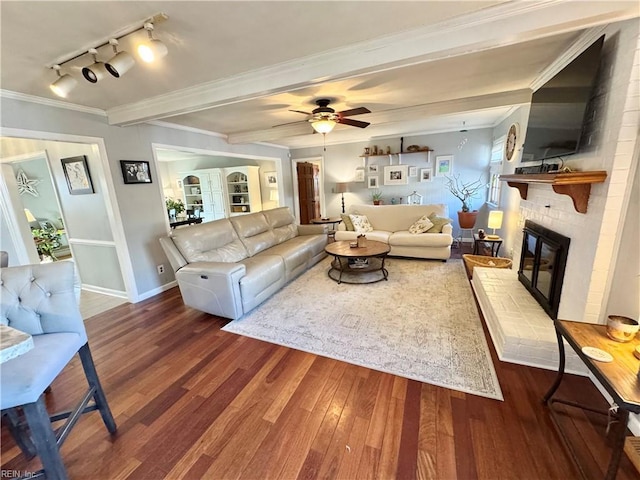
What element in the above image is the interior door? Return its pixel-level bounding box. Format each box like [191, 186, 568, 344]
[297, 162, 317, 224]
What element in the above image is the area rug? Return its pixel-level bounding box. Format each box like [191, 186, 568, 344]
[223, 257, 503, 400]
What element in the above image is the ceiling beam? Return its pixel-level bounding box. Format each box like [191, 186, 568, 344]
[107, 1, 638, 127]
[226, 89, 532, 144]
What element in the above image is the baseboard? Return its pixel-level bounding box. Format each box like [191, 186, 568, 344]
[81, 284, 128, 299]
[136, 280, 178, 302]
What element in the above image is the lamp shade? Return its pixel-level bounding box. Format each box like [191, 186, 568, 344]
[488, 210, 503, 230]
[24, 208, 37, 223]
[50, 73, 77, 98]
[335, 182, 348, 194]
[138, 39, 168, 63]
[106, 51, 136, 77]
[311, 119, 336, 134]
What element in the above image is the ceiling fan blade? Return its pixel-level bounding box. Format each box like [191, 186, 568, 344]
[338, 118, 370, 128]
[338, 107, 371, 117]
[289, 109, 311, 115]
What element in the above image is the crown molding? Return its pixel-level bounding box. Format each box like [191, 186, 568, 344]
[0, 89, 106, 116]
[106, 1, 638, 127]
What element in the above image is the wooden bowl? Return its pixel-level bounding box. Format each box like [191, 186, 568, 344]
[606, 315, 639, 343]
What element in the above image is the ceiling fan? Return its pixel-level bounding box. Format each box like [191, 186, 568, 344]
[288, 98, 371, 134]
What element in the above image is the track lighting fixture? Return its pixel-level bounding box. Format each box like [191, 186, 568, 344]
[82, 49, 109, 83]
[105, 39, 135, 78]
[46, 12, 168, 97]
[49, 65, 77, 98]
[138, 23, 168, 63]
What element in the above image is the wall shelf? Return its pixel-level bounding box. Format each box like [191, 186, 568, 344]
[360, 150, 433, 166]
[499, 171, 607, 213]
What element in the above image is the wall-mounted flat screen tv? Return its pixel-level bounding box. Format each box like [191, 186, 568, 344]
[521, 35, 604, 163]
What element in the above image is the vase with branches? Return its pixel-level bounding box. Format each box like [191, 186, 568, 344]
[444, 174, 486, 212]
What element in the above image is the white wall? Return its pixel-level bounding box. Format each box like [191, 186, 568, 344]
[291, 128, 492, 233]
[0, 99, 290, 299]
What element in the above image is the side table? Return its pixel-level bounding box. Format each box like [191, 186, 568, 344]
[473, 234, 503, 257]
[311, 217, 343, 241]
[543, 319, 640, 480]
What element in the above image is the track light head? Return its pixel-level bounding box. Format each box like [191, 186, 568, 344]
[49, 65, 77, 98]
[138, 23, 168, 63]
[105, 39, 135, 78]
[82, 49, 108, 83]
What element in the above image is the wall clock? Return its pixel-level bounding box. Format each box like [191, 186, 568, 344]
[505, 123, 518, 161]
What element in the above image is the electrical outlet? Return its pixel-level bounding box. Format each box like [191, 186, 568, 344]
[157, 264, 165, 274]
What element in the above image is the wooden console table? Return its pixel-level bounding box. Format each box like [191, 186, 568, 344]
[543, 319, 640, 479]
[499, 171, 607, 213]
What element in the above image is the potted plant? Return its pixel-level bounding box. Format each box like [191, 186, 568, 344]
[370, 190, 383, 205]
[165, 198, 185, 218]
[31, 225, 62, 261]
[444, 174, 486, 228]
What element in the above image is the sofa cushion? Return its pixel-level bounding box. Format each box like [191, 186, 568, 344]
[334, 230, 391, 244]
[170, 218, 248, 263]
[348, 204, 448, 232]
[390, 231, 453, 247]
[426, 213, 453, 233]
[341, 214, 355, 231]
[263, 207, 298, 244]
[230, 212, 277, 256]
[238, 255, 285, 300]
[258, 239, 311, 277]
[349, 214, 373, 233]
[408, 215, 434, 234]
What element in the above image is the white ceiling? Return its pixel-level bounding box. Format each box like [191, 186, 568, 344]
[1, 1, 638, 149]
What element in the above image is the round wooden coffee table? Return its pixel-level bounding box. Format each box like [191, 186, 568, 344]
[324, 240, 390, 284]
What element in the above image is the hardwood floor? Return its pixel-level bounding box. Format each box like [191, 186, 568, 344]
[2, 245, 637, 479]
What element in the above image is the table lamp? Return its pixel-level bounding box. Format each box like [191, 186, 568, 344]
[487, 210, 503, 239]
[335, 182, 348, 214]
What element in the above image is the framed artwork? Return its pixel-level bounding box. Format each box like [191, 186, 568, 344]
[383, 165, 408, 185]
[264, 171, 278, 187]
[409, 166, 417, 177]
[420, 168, 432, 182]
[355, 169, 365, 182]
[61, 156, 94, 194]
[435, 155, 453, 177]
[120, 160, 152, 184]
[368, 176, 379, 189]
[367, 164, 379, 174]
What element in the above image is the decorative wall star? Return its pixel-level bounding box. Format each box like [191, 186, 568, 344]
[16, 169, 40, 197]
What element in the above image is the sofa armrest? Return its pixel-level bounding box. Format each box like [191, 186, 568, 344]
[297, 224, 328, 236]
[159, 236, 187, 272]
[442, 223, 453, 236]
[175, 261, 247, 320]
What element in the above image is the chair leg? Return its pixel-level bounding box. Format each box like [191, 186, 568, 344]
[78, 343, 117, 434]
[22, 396, 68, 480]
[3, 408, 36, 459]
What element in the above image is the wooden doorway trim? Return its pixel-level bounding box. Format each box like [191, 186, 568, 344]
[290, 156, 325, 224]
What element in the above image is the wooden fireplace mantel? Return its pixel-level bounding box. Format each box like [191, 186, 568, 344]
[499, 171, 607, 213]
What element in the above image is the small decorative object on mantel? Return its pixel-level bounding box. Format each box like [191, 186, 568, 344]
[406, 145, 420, 152]
[386, 146, 391, 154]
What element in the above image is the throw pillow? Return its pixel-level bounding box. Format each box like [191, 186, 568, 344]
[408, 215, 434, 234]
[349, 214, 373, 234]
[426, 213, 452, 233]
[341, 213, 355, 231]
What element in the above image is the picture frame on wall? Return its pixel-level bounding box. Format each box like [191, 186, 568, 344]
[61, 155, 94, 195]
[264, 171, 278, 187]
[409, 166, 417, 177]
[368, 176, 379, 188]
[120, 160, 152, 184]
[420, 168, 432, 182]
[435, 155, 453, 177]
[383, 165, 408, 185]
[367, 164, 379, 174]
[355, 169, 365, 182]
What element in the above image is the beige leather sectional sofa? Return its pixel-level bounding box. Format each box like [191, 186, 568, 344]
[335, 204, 453, 260]
[159, 207, 327, 320]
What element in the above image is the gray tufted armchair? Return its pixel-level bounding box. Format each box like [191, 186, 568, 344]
[0, 261, 116, 480]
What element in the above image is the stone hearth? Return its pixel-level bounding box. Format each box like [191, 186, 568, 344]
[471, 267, 587, 375]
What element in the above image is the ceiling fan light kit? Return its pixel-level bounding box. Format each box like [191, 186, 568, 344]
[47, 13, 168, 98]
[311, 118, 336, 134]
